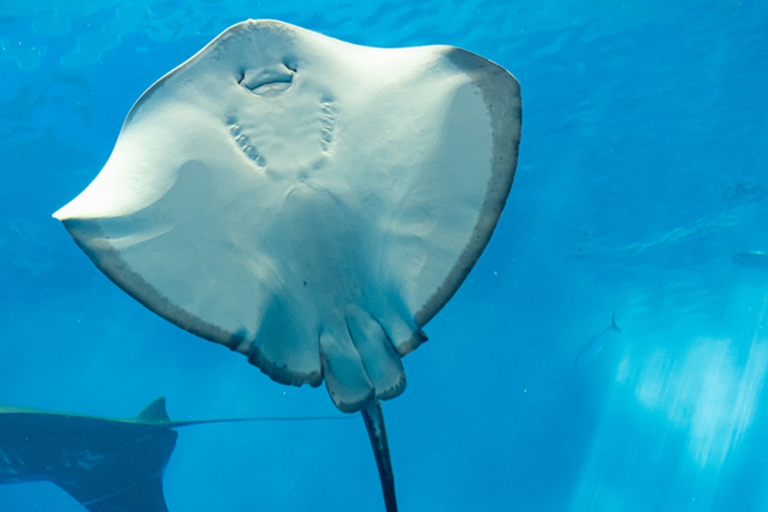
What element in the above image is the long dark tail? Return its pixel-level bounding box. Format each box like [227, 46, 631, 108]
[361, 400, 398, 512]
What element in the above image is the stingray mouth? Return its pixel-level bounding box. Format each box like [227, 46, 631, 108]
[237, 61, 296, 95]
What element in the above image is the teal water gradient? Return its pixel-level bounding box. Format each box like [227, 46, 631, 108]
[1, 1, 767, 511]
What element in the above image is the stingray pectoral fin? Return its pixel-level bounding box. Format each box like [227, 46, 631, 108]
[362, 400, 398, 512]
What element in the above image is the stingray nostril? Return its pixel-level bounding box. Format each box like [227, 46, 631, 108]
[283, 56, 298, 73]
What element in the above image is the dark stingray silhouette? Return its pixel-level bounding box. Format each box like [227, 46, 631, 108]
[0, 397, 343, 511]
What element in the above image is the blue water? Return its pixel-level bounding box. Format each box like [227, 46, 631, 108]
[1, 1, 767, 511]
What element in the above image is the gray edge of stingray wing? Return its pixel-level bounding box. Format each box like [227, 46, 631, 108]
[406, 48, 522, 348]
[61, 219, 324, 389]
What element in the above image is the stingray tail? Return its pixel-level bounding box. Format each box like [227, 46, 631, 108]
[362, 400, 398, 512]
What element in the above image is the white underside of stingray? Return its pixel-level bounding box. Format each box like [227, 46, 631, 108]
[54, 19, 521, 512]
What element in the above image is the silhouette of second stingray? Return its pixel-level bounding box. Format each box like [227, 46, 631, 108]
[0, 397, 344, 511]
[574, 312, 622, 369]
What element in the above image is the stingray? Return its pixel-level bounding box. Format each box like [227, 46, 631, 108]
[0, 397, 342, 511]
[53, 19, 521, 511]
[574, 311, 622, 369]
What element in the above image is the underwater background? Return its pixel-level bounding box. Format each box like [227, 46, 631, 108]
[1, 0, 767, 510]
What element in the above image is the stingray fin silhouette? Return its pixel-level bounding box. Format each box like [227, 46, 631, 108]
[0, 397, 346, 511]
[0, 397, 178, 512]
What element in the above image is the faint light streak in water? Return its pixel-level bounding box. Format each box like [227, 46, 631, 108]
[630, 337, 768, 468]
[629, 296, 768, 469]
[570, 293, 768, 511]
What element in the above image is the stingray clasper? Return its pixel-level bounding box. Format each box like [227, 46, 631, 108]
[54, 19, 521, 511]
